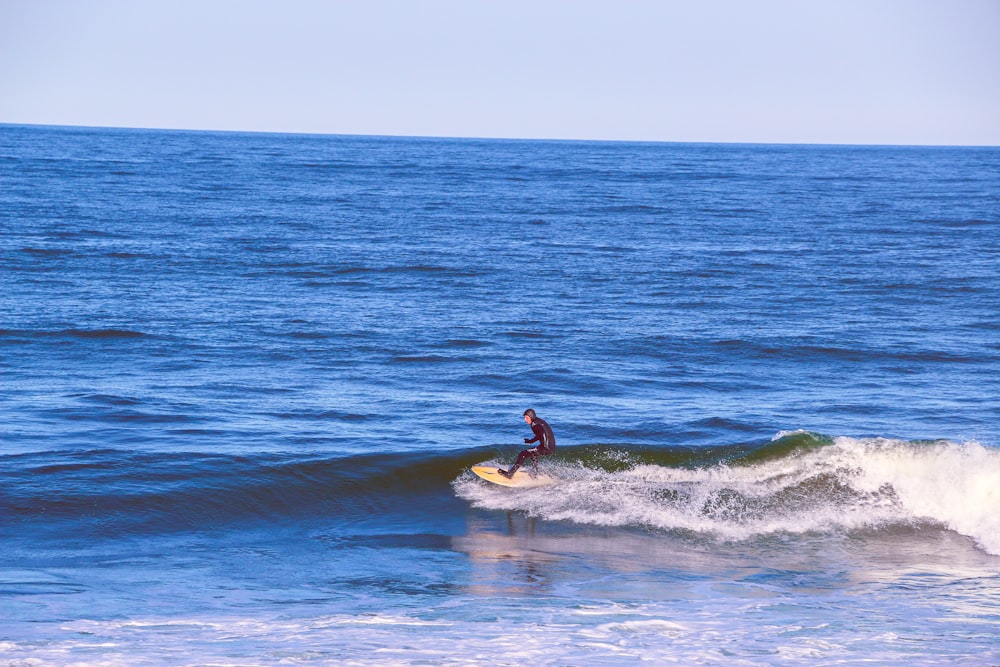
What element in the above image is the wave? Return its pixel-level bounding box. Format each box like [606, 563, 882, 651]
[390, 354, 477, 364]
[455, 433, 1000, 555]
[4, 435, 998, 555]
[0, 448, 488, 538]
[19, 247, 75, 256]
[713, 339, 987, 364]
[0, 328, 149, 341]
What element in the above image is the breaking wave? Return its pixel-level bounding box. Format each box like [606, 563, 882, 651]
[455, 432, 1000, 555]
[4, 432, 997, 554]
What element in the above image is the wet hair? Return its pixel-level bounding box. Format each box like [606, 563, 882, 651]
[523, 408, 536, 419]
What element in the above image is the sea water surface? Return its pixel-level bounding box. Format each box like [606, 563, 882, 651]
[1, 124, 999, 665]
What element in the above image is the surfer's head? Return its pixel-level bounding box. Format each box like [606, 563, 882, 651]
[523, 408, 536, 423]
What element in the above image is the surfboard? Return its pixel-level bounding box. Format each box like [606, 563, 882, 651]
[471, 465, 555, 488]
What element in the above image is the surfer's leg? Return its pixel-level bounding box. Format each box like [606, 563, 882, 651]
[527, 444, 553, 477]
[500, 448, 537, 478]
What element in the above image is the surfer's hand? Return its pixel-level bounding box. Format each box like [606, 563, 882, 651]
[524, 438, 531, 443]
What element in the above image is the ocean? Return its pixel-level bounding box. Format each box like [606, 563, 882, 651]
[1, 124, 999, 665]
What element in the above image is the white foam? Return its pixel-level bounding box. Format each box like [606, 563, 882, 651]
[831, 437, 1000, 554]
[593, 619, 687, 636]
[454, 439, 1000, 554]
[8, 586, 1000, 666]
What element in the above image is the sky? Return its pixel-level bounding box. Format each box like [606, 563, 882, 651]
[1, 0, 998, 145]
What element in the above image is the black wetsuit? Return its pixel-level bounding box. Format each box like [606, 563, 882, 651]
[508, 417, 556, 475]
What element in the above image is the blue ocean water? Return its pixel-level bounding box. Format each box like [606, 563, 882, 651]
[2, 124, 999, 665]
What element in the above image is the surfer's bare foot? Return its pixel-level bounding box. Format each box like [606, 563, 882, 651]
[497, 468, 512, 479]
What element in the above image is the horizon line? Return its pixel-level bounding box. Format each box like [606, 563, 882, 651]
[3, 121, 998, 150]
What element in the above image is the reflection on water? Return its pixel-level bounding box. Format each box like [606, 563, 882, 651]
[453, 514, 560, 596]
[453, 511, 1000, 602]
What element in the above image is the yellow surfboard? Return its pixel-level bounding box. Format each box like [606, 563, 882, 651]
[471, 465, 555, 488]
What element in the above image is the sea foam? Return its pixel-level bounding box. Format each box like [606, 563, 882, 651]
[455, 437, 1000, 555]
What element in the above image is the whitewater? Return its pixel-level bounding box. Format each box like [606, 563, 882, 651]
[458, 434, 1000, 555]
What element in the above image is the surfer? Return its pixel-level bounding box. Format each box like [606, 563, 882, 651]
[499, 409, 555, 478]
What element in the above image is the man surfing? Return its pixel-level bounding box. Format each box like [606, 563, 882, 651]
[498, 409, 556, 478]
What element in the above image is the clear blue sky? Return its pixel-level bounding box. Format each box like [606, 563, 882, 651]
[1, 0, 998, 145]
